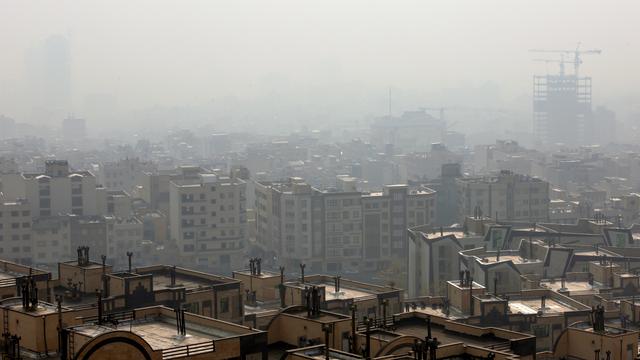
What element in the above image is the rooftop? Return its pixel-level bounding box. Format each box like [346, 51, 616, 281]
[71, 311, 257, 351]
[507, 297, 578, 315]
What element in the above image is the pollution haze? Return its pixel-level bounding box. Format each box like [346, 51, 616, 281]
[0, 0, 639, 137]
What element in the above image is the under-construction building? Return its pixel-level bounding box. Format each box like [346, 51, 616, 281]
[532, 46, 600, 146]
[533, 73, 593, 146]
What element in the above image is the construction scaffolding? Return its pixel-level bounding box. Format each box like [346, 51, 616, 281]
[530, 45, 600, 146]
[533, 74, 592, 146]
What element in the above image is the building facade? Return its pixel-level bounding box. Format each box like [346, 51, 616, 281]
[255, 177, 436, 273]
[169, 171, 247, 272]
[457, 170, 549, 223]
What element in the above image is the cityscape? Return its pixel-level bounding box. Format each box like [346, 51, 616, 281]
[1, 1, 640, 359]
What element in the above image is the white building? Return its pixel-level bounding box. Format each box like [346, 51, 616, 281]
[457, 170, 549, 223]
[169, 171, 247, 272]
[0, 196, 32, 265]
[0, 160, 102, 217]
[255, 177, 437, 273]
[98, 158, 155, 193]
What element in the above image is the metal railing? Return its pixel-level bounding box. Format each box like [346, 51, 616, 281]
[162, 340, 215, 359]
[356, 316, 395, 332]
[82, 310, 135, 324]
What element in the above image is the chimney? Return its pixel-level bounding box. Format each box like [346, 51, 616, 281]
[126, 252, 133, 273]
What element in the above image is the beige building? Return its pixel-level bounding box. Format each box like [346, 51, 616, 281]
[0, 196, 33, 264]
[97, 157, 155, 193]
[106, 216, 144, 269]
[255, 177, 436, 273]
[32, 216, 71, 266]
[457, 170, 549, 223]
[169, 170, 247, 272]
[1, 160, 103, 217]
[65, 305, 265, 360]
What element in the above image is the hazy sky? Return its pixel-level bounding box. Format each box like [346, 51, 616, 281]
[1, 0, 639, 128]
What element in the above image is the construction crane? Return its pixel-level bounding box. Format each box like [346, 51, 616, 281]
[529, 42, 601, 77]
[533, 56, 574, 76]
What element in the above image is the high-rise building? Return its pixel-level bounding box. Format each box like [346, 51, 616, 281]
[457, 170, 549, 223]
[169, 170, 247, 272]
[0, 160, 102, 217]
[25, 35, 72, 124]
[98, 158, 155, 193]
[255, 177, 436, 273]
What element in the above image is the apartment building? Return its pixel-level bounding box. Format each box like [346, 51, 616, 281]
[0, 197, 32, 265]
[136, 165, 204, 214]
[32, 216, 71, 266]
[97, 157, 155, 193]
[255, 177, 436, 273]
[169, 170, 247, 272]
[0, 160, 102, 217]
[457, 170, 549, 223]
[106, 216, 144, 269]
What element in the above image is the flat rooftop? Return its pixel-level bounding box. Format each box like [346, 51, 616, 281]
[541, 280, 597, 293]
[508, 297, 577, 315]
[285, 309, 349, 322]
[3, 299, 61, 315]
[72, 315, 251, 351]
[393, 318, 508, 348]
[135, 266, 238, 292]
[152, 273, 212, 291]
[286, 278, 392, 301]
[61, 260, 104, 270]
[234, 270, 279, 279]
[478, 254, 541, 265]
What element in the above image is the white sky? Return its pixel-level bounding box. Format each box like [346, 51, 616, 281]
[0, 0, 638, 124]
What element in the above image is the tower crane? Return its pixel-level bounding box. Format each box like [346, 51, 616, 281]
[533, 55, 574, 76]
[529, 42, 601, 77]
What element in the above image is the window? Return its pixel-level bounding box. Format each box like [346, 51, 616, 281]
[10, 211, 18, 217]
[220, 297, 229, 313]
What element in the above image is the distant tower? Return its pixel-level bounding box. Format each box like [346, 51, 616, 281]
[26, 35, 72, 124]
[531, 46, 601, 146]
